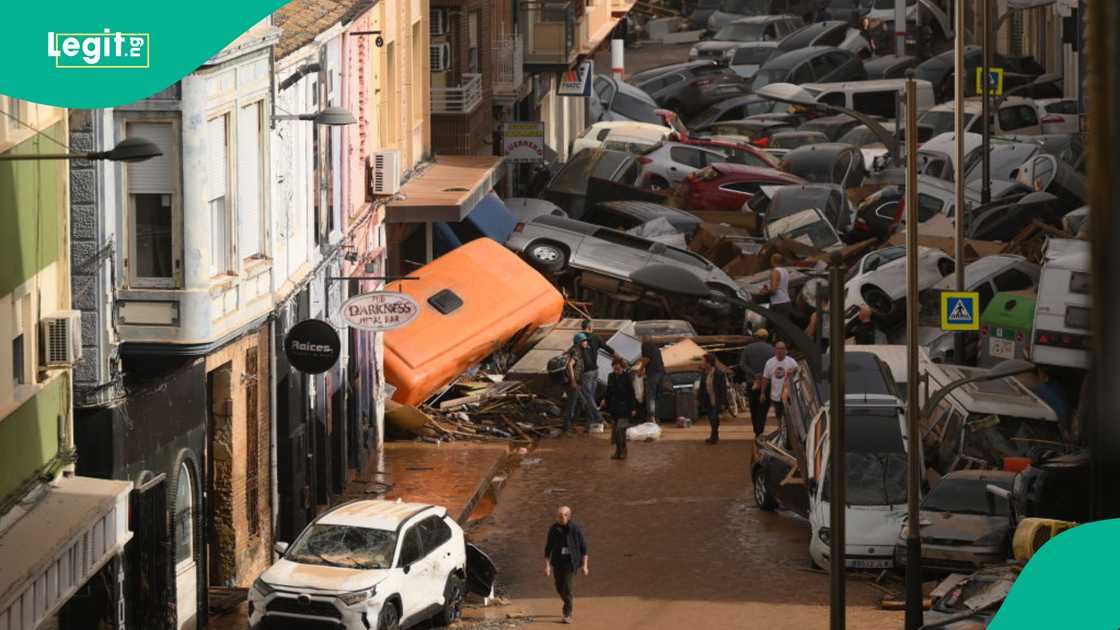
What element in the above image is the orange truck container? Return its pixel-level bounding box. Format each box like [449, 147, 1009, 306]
[384, 238, 565, 406]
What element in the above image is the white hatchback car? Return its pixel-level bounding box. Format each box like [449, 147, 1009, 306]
[249, 500, 467, 630]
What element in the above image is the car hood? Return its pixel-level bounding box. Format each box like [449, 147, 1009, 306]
[848, 507, 908, 548]
[260, 558, 390, 593]
[917, 511, 1008, 545]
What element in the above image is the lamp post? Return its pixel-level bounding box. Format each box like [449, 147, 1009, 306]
[828, 252, 847, 630]
[953, 0, 967, 366]
[903, 76, 923, 630]
[272, 106, 358, 126]
[0, 136, 162, 162]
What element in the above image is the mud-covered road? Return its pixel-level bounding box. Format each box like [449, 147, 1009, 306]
[462, 421, 904, 630]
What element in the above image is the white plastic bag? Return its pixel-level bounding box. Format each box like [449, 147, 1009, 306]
[626, 421, 662, 442]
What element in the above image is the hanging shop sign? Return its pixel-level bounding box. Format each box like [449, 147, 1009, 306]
[558, 60, 594, 97]
[285, 319, 341, 374]
[502, 122, 546, 162]
[340, 291, 421, 332]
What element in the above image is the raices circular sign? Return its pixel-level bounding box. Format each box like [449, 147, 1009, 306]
[284, 319, 341, 374]
[340, 291, 420, 332]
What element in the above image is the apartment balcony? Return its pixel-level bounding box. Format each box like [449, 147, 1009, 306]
[493, 35, 529, 105]
[611, 0, 638, 16]
[520, 0, 580, 70]
[431, 72, 484, 115]
[579, 0, 615, 55]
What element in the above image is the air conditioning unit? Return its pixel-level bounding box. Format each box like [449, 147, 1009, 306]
[430, 43, 451, 72]
[430, 9, 448, 36]
[41, 310, 82, 368]
[369, 150, 401, 196]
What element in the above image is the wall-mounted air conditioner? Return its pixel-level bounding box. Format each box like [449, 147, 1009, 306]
[41, 310, 82, 368]
[430, 43, 451, 72]
[431, 9, 448, 36]
[369, 150, 401, 196]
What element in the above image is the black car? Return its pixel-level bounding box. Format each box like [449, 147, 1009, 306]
[779, 143, 867, 189]
[688, 94, 778, 129]
[542, 149, 643, 220]
[916, 46, 1044, 101]
[632, 62, 749, 118]
[967, 191, 1061, 242]
[583, 200, 703, 238]
[750, 183, 854, 234]
[850, 184, 902, 242]
[628, 60, 727, 88]
[862, 54, 920, 80]
[751, 46, 867, 92]
[776, 20, 858, 54]
[798, 113, 870, 141]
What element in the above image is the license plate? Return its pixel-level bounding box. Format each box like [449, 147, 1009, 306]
[989, 337, 1015, 359]
[847, 558, 892, 569]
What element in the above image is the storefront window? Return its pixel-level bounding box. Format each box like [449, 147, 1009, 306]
[174, 462, 195, 565]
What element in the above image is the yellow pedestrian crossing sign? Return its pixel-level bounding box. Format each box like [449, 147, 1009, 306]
[941, 292, 980, 331]
[976, 67, 1004, 97]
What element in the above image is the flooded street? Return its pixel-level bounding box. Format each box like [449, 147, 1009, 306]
[464, 420, 904, 630]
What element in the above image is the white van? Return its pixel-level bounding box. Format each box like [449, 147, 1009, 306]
[799, 79, 936, 119]
[1031, 238, 1090, 369]
[805, 392, 909, 570]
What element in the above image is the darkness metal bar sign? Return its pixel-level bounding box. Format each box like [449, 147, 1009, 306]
[340, 292, 420, 332]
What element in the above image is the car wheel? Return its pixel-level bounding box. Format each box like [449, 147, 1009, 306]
[377, 601, 401, 630]
[526, 241, 568, 274]
[434, 574, 465, 626]
[937, 258, 955, 277]
[861, 286, 893, 316]
[753, 465, 778, 511]
[647, 175, 671, 192]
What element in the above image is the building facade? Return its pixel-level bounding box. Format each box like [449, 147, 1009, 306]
[0, 99, 133, 630]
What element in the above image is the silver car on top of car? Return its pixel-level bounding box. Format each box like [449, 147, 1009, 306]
[505, 215, 750, 302]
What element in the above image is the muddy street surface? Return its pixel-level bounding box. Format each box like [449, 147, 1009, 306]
[463, 420, 904, 630]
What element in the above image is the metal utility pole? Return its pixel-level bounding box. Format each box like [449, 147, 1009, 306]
[903, 77, 924, 630]
[980, 0, 992, 204]
[828, 251, 847, 630]
[895, 0, 908, 56]
[953, 0, 966, 365]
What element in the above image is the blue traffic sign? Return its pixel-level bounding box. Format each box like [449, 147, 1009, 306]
[941, 291, 980, 331]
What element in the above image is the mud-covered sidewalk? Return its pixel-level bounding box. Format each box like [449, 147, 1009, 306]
[462, 420, 904, 630]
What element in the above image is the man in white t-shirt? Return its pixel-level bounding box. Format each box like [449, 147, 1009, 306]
[762, 341, 799, 425]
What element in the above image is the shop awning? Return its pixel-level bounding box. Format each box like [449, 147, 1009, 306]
[0, 477, 133, 628]
[387, 155, 505, 223]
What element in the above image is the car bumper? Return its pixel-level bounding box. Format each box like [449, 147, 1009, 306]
[249, 590, 383, 630]
[811, 537, 896, 570]
[893, 543, 1006, 573]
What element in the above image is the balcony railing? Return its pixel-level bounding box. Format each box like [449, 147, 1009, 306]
[431, 73, 483, 115]
[493, 35, 526, 101]
[520, 0, 579, 67]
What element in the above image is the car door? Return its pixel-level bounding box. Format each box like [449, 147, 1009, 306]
[417, 516, 456, 606]
[591, 77, 615, 122]
[573, 229, 655, 278]
[396, 524, 429, 619]
[667, 145, 709, 185]
[997, 103, 1042, 135]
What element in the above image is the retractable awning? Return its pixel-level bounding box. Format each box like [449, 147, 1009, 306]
[0, 477, 133, 629]
[387, 155, 505, 223]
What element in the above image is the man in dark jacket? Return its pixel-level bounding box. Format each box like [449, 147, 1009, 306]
[697, 354, 729, 444]
[604, 359, 637, 459]
[739, 328, 775, 435]
[544, 506, 589, 624]
[634, 340, 666, 420]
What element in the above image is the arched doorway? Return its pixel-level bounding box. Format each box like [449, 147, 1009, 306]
[173, 461, 198, 630]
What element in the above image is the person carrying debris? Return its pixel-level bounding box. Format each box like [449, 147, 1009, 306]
[763, 341, 799, 427]
[604, 359, 637, 459]
[739, 328, 775, 435]
[580, 319, 624, 365]
[633, 340, 667, 421]
[544, 506, 589, 624]
[696, 354, 730, 445]
[563, 333, 605, 434]
[850, 304, 887, 345]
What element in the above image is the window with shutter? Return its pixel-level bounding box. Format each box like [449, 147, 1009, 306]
[237, 102, 265, 261]
[207, 114, 231, 276]
[126, 121, 178, 286]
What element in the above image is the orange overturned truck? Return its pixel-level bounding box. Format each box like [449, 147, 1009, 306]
[384, 238, 565, 406]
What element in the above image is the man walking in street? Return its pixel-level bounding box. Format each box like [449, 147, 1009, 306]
[604, 359, 637, 459]
[544, 506, 589, 624]
[739, 329, 775, 435]
[763, 341, 799, 426]
[696, 354, 729, 444]
[633, 340, 666, 421]
[563, 333, 605, 434]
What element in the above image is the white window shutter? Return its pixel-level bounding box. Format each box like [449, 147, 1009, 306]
[206, 116, 227, 201]
[126, 122, 175, 194]
[237, 103, 262, 258]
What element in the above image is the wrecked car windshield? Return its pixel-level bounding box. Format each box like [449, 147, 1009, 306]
[767, 210, 839, 250]
[923, 477, 1012, 516]
[715, 22, 767, 41]
[286, 524, 397, 570]
[822, 410, 908, 506]
[963, 415, 1066, 466]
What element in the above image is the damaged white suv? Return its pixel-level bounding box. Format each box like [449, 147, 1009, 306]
[249, 500, 468, 630]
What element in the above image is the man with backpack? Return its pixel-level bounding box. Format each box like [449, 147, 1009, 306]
[563, 333, 606, 434]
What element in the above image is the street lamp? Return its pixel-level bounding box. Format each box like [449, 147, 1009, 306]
[272, 106, 357, 126]
[905, 357, 1035, 629]
[0, 136, 162, 162]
